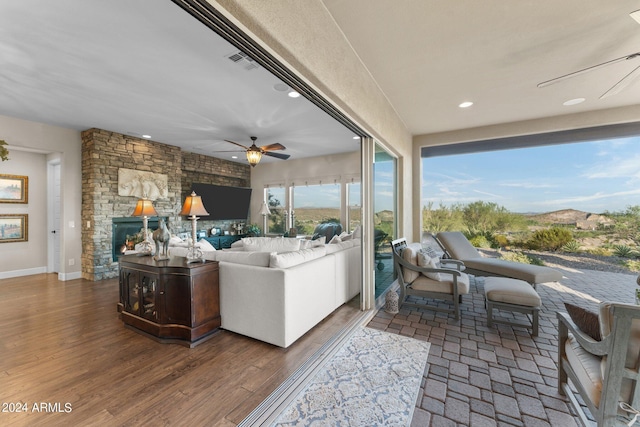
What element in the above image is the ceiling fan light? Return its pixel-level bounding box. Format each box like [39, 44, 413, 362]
[246, 147, 262, 167]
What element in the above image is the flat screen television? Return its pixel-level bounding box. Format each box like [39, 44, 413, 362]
[190, 183, 252, 220]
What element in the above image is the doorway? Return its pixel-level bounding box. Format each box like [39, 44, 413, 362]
[48, 159, 61, 274]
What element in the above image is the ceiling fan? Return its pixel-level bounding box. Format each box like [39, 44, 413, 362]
[219, 136, 290, 167]
[537, 51, 640, 99]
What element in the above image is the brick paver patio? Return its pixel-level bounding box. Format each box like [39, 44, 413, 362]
[367, 266, 639, 426]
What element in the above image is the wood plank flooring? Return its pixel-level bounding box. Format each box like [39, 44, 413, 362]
[0, 274, 362, 426]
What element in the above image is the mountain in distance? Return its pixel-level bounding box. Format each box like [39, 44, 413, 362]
[524, 209, 614, 229]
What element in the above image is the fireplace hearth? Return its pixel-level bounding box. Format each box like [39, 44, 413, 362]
[112, 217, 159, 261]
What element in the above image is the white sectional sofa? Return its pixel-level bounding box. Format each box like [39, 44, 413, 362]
[168, 235, 361, 347]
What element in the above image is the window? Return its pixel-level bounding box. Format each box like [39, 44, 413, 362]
[292, 183, 341, 236]
[266, 187, 286, 234]
[347, 181, 361, 232]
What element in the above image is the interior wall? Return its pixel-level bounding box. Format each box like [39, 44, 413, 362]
[0, 150, 47, 277]
[0, 114, 82, 280]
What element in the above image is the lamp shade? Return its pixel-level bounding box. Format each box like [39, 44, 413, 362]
[259, 201, 271, 216]
[132, 198, 158, 217]
[246, 146, 262, 167]
[180, 191, 209, 217]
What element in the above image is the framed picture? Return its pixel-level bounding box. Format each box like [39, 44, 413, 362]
[0, 174, 28, 203]
[0, 214, 28, 243]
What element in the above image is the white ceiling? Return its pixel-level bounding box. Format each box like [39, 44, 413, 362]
[322, 0, 640, 135]
[2, 1, 640, 164]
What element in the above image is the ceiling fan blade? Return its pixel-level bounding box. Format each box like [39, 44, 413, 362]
[260, 143, 286, 152]
[264, 151, 290, 160]
[600, 64, 640, 99]
[537, 52, 640, 88]
[224, 139, 249, 149]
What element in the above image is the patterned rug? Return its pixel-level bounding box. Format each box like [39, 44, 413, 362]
[271, 327, 430, 426]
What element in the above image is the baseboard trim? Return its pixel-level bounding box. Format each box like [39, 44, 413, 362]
[58, 271, 82, 281]
[239, 307, 377, 427]
[0, 266, 47, 280]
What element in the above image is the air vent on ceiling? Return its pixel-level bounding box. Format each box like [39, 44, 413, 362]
[226, 51, 259, 71]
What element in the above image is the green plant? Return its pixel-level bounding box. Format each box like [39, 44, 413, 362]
[561, 240, 581, 253]
[493, 234, 509, 248]
[468, 234, 491, 248]
[623, 259, 640, 272]
[245, 223, 261, 236]
[525, 227, 573, 251]
[586, 247, 612, 256]
[613, 244, 635, 258]
[500, 250, 544, 266]
[0, 140, 8, 161]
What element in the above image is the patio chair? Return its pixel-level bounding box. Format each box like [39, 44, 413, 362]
[433, 231, 562, 288]
[391, 238, 469, 320]
[557, 302, 640, 426]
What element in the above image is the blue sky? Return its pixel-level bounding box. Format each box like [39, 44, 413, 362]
[422, 138, 640, 214]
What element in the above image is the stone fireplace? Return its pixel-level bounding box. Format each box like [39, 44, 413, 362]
[81, 128, 250, 281]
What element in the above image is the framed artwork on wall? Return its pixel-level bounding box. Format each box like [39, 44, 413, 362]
[0, 214, 28, 243]
[0, 174, 28, 203]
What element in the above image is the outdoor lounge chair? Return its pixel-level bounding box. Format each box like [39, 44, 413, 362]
[391, 238, 469, 320]
[434, 231, 562, 287]
[558, 302, 640, 426]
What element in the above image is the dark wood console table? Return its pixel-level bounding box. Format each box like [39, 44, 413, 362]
[117, 255, 220, 347]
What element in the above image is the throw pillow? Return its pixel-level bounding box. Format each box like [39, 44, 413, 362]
[417, 250, 444, 281]
[329, 235, 342, 244]
[564, 302, 601, 341]
[197, 238, 216, 252]
[421, 245, 440, 259]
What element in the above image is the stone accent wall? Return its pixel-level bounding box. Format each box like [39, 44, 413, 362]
[81, 128, 250, 281]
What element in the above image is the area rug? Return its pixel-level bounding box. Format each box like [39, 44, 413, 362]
[271, 327, 430, 426]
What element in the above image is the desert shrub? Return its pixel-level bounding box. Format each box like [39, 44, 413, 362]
[623, 259, 640, 272]
[525, 227, 573, 251]
[585, 247, 612, 256]
[500, 251, 545, 266]
[493, 234, 509, 248]
[468, 234, 491, 248]
[613, 244, 635, 258]
[561, 240, 581, 253]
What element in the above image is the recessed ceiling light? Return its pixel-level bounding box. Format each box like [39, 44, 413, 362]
[231, 155, 238, 159]
[353, 136, 360, 140]
[142, 134, 152, 139]
[563, 98, 585, 106]
[288, 91, 301, 98]
[458, 101, 473, 108]
[273, 83, 289, 92]
[631, 9, 640, 25]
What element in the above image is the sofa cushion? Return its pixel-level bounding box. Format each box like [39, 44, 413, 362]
[197, 238, 216, 252]
[242, 237, 301, 253]
[269, 247, 327, 269]
[300, 236, 326, 249]
[208, 250, 271, 267]
[329, 234, 342, 244]
[325, 239, 355, 254]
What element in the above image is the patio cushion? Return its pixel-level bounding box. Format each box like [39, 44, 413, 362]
[400, 243, 423, 283]
[411, 272, 470, 294]
[599, 302, 640, 369]
[484, 277, 541, 307]
[463, 258, 562, 284]
[564, 302, 601, 341]
[565, 335, 603, 407]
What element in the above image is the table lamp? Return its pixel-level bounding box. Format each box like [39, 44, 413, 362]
[180, 191, 209, 263]
[131, 197, 157, 255]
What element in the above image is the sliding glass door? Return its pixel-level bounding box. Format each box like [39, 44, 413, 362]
[373, 143, 397, 298]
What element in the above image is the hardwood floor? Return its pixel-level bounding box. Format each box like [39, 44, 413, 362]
[0, 274, 363, 426]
